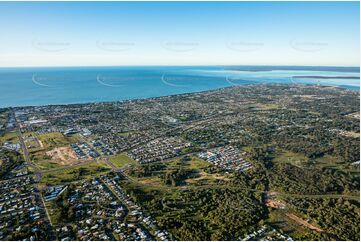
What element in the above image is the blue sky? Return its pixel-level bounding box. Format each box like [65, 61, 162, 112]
[0, 1, 359, 67]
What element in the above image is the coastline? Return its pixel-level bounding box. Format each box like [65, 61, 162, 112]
[0, 65, 359, 108]
[3, 83, 358, 110]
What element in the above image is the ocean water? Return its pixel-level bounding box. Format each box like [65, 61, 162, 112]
[0, 66, 359, 108]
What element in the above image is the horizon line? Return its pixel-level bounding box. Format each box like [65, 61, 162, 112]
[0, 64, 360, 69]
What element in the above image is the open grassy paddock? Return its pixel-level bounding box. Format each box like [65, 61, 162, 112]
[110, 152, 137, 168]
[273, 150, 308, 167]
[40, 161, 111, 186]
[0, 131, 19, 144]
[37, 132, 80, 150]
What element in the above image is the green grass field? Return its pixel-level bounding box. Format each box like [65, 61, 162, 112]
[273, 150, 308, 167]
[0, 131, 19, 144]
[40, 161, 111, 185]
[110, 152, 137, 168]
[164, 156, 211, 170]
[37, 132, 80, 150]
[34, 159, 64, 170]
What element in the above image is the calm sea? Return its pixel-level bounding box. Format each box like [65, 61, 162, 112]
[0, 66, 359, 108]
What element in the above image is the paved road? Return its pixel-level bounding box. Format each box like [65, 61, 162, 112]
[103, 157, 122, 172]
[12, 108, 55, 237]
[102, 157, 133, 183]
[12, 109, 43, 182]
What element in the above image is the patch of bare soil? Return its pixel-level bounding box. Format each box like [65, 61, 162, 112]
[37, 138, 44, 148]
[286, 213, 323, 233]
[265, 191, 286, 209]
[266, 200, 286, 209]
[46, 146, 79, 165]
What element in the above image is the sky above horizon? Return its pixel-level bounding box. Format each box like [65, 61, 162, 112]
[0, 1, 359, 67]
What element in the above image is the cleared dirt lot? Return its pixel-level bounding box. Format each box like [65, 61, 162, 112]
[46, 146, 79, 165]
